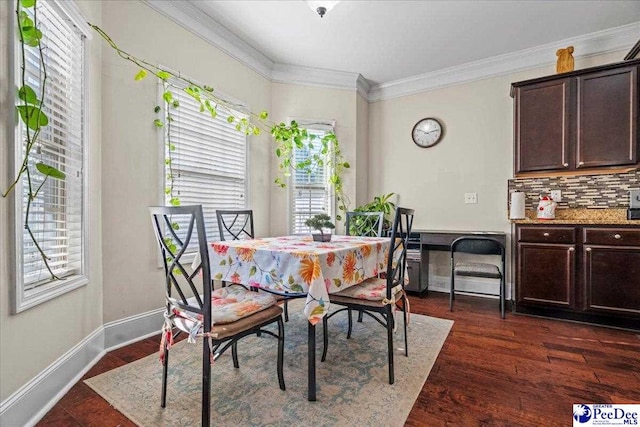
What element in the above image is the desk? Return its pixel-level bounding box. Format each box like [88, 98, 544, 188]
[207, 235, 391, 400]
[406, 230, 507, 294]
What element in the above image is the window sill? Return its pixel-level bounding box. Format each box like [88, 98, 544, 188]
[14, 275, 89, 314]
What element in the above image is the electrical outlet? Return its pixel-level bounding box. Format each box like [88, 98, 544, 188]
[464, 192, 478, 204]
[550, 190, 562, 202]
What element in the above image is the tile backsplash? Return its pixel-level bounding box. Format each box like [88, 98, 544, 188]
[507, 170, 640, 209]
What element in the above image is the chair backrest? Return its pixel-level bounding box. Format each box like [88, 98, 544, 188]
[149, 205, 211, 328]
[386, 207, 415, 298]
[216, 210, 254, 241]
[451, 236, 505, 259]
[345, 211, 384, 237]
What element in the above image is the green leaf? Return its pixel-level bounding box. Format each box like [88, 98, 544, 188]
[154, 105, 161, 113]
[17, 105, 48, 130]
[259, 111, 268, 120]
[275, 148, 281, 157]
[227, 116, 235, 123]
[249, 266, 257, 276]
[134, 69, 147, 81]
[156, 70, 171, 80]
[172, 100, 180, 109]
[18, 85, 38, 105]
[35, 162, 65, 180]
[169, 197, 180, 206]
[164, 187, 171, 195]
[22, 27, 42, 47]
[171, 222, 180, 230]
[19, 12, 33, 28]
[20, 0, 36, 8]
[162, 91, 173, 103]
[153, 119, 163, 127]
[203, 85, 214, 92]
[253, 127, 260, 136]
[343, 162, 350, 168]
[291, 284, 303, 292]
[214, 273, 223, 280]
[219, 260, 226, 266]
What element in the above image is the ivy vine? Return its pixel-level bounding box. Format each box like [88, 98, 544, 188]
[90, 24, 351, 220]
[2, 0, 66, 281]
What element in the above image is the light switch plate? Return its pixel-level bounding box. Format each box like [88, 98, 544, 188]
[551, 190, 562, 202]
[631, 189, 640, 209]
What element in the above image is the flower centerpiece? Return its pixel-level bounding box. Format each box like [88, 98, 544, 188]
[305, 213, 335, 242]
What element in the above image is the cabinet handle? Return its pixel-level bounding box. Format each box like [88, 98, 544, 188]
[569, 247, 575, 251]
[543, 232, 550, 237]
[614, 234, 621, 239]
[585, 247, 592, 252]
[563, 163, 569, 167]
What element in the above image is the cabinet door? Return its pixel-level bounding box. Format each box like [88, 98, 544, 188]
[517, 242, 575, 308]
[515, 79, 572, 173]
[576, 66, 637, 168]
[583, 245, 640, 317]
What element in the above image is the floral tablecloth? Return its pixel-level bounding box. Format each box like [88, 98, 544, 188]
[208, 235, 390, 325]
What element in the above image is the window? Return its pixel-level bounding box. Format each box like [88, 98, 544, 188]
[163, 79, 248, 243]
[290, 121, 335, 234]
[12, 1, 90, 312]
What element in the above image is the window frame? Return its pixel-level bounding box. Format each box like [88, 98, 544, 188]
[288, 118, 336, 235]
[10, 0, 93, 313]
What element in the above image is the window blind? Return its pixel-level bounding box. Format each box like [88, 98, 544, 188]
[19, 1, 85, 290]
[164, 81, 248, 245]
[291, 128, 333, 234]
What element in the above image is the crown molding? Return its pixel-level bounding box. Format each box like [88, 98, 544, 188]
[143, 0, 274, 79]
[368, 22, 640, 102]
[141, 2, 639, 103]
[272, 62, 365, 94]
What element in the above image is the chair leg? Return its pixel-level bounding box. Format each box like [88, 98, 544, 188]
[403, 296, 408, 357]
[321, 315, 329, 362]
[284, 300, 289, 322]
[387, 307, 395, 385]
[277, 317, 286, 390]
[357, 310, 363, 322]
[161, 346, 169, 408]
[449, 274, 455, 311]
[347, 308, 353, 339]
[500, 276, 506, 319]
[232, 341, 239, 368]
[202, 337, 211, 427]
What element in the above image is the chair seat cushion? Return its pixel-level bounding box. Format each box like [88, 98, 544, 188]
[331, 277, 402, 302]
[454, 262, 501, 279]
[172, 285, 277, 331]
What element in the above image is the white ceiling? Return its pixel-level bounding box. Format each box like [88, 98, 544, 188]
[190, 0, 640, 85]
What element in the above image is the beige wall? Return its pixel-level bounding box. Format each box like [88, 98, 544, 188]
[269, 83, 358, 235]
[100, 1, 272, 322]
[0, 0, 103, 401]
[355, 94, 369, 207]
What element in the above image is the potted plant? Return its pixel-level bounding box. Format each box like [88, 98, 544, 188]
[305, 213, 335, 242]
[352, 193, 396, 232]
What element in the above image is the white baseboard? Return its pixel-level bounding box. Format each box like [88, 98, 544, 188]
[0, 327, 105, 427]
[0, 307, 165, 427]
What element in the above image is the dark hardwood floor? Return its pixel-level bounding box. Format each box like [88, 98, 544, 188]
[37, 292, 640, 426]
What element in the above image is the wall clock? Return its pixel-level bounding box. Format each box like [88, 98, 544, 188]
[411, 118, 443, 148]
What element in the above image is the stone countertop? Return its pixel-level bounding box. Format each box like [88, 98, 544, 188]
[510, 208, 640, 225]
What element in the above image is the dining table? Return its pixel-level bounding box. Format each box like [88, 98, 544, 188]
[207, 234, 392, 400]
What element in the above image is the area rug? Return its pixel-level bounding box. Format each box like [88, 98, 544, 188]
[85, 301, 453, 426]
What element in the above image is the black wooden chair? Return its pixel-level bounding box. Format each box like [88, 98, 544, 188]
[321, 207, 414, 384]
[215, 209, 255, 241]
[450, 236, 506, 319]
[150, 205, 285, 427]
[345, 211, 384, 237]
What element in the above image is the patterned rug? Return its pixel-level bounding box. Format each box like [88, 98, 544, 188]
[85, 301, 453, 426]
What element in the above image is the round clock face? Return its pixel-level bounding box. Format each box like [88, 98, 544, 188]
[411, 118, 443, 148]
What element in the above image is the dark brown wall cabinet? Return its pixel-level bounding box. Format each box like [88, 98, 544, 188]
[515, 224, 640, 328]
[513, 60, 639, 175]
